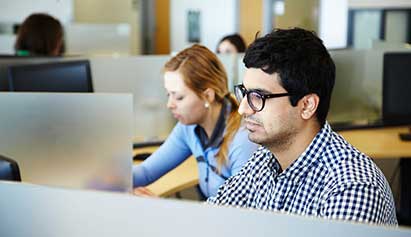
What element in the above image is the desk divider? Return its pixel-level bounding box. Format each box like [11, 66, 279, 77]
[0, 93, 133, 192]
[0, 181, 410, 237]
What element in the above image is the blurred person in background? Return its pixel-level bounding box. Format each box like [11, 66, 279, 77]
[15, 13, 64, 56]
[217, 34, 246, 54]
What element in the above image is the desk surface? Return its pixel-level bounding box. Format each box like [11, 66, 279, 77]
[339, 126, 411, 159]
[133, 147, 198, 197]
[134, 126, 411, 197]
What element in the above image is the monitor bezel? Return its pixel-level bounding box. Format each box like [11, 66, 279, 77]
[7, 60, 93, 93]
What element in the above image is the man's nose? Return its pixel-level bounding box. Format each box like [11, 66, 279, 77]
[238, 97, 254, 115]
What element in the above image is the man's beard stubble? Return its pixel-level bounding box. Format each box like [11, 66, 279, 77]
[244, 114, 297, 153]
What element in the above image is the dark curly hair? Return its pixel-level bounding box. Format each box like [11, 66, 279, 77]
[243, 28, 335, 126]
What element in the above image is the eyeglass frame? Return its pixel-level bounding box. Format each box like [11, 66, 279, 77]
[234, 84, 294, 112]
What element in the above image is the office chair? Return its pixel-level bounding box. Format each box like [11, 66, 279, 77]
[0, 154, 21, 181]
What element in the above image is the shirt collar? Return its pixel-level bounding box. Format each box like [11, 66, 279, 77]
[282, 122, 332, 183]
[194, 98, 232, 149]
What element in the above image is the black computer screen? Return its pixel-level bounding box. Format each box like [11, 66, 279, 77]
[7, 60, 93, 92]
[0, 56, 66, 91]
[382, 53, 411, 126]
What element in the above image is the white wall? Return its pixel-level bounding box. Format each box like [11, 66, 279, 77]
[319, 0, 348, 49]
[0, 0, 73, 23]
[170, 0, 237, 52]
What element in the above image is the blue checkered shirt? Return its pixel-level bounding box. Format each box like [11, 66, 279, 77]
[208, 122, 398, 225]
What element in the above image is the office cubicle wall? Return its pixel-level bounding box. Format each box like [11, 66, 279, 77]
[328, 49, 383, 123]
[90, 54, 239, 140]
[328, 48, 411, 124]
[65, 23, 131, 56]
[217, 53, 238, 92]
[90, 55, 174, 140]
[236, 53, 246, 86]
[372, 40, 411, 51]
[1, 181, 410, 237]
[0, 93, 133, 192]
[0, 54, 238, 141]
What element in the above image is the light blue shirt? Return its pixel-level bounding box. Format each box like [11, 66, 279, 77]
[133, 122, 258, 197]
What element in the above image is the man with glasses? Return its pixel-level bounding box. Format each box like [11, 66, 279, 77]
[207, 28, 397, 225]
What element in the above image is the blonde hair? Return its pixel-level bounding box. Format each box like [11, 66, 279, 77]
[164, 44, 241, 171]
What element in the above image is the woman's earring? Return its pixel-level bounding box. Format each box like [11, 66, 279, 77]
[204, 102, 210, 109]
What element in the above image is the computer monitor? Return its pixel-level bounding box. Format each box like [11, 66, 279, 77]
[0, 56, 66, 91]
[382, 52, 411, 126]
[7, 60, 93, 92]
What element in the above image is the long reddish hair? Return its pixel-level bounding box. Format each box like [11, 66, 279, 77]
[164, 44, 241, 171]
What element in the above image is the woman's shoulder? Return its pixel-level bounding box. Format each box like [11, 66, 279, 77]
[173, 122, 196, 133]
[230, 126, 257, 147]
[169, 122, 198, 142]
[232, 126, 249, 139]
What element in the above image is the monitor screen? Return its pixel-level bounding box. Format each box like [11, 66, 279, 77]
[382, 52, 411, 126]
[7, 60, 93, 92]
[0, 56, 66, 91]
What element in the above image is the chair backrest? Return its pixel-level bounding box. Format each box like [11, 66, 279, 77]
[0, 154, 21, 181]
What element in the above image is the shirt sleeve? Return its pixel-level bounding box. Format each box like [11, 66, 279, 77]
[227, 127, 258, 176]
[133, 123, 192, 187]
[320, 182, 398, 225]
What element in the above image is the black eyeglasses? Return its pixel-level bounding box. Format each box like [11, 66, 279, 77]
[234, 84, 292, 112]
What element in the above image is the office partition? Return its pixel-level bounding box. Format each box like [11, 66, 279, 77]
[90, 55, 175, 140]
[91, 54, 239, 140]
[217, 53, 238, 92]
[0, 181, 410, 237]
[0, 93, 133, 192]
[328, 49, 382, 124]
[65, 23, 131, 56]
[329, 48, 411, 126]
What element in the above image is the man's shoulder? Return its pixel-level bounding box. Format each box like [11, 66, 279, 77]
[321, 131, 387, 190]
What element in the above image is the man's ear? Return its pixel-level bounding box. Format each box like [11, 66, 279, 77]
[203, 88, 216, 103]
[299, 93, 319, 120]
